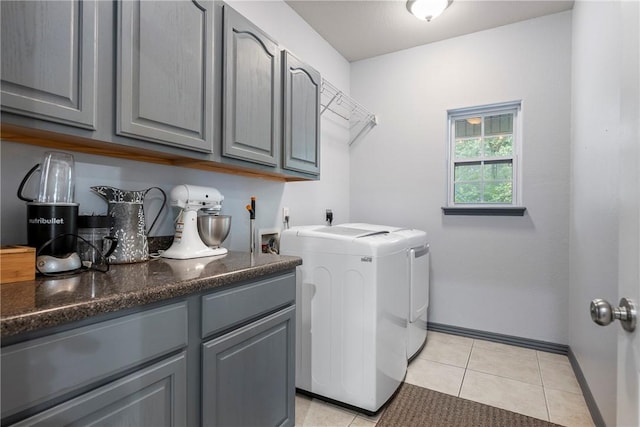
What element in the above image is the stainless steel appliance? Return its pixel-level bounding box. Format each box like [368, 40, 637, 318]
[197, 214, 231, 248]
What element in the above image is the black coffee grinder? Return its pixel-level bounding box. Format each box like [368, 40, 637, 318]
[17, 151, 80, 274]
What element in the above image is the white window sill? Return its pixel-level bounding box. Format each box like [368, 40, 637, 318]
[441, 206, 527, 216]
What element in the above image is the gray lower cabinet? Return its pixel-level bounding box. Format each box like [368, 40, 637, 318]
[12, 353, 187, 427]
[200, 272, 296, 426]
[1, 302, 188, 424]
[117, 0, 215, 152]
[222, 4, 281, 166]
[1, 271, 296, 427]
[0, 0, 97, 129]
[282, 51, 321, 176]
[202, 306, 295, 427]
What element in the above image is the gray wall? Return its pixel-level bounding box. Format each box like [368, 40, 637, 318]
[0, 0, 351, 250]
[1, 141, 283, 251]
[349, 12, 572, 344]
[569, 1, 638, 425]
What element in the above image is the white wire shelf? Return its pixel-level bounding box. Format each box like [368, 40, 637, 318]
[320, 78, 377, 146]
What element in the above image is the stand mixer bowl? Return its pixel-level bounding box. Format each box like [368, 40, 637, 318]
[197, 215, 231, 248]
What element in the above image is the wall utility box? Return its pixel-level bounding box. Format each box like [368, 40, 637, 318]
[259, 228, 280, 254]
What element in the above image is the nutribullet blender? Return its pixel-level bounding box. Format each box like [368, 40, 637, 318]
[17, 151, 81, 273]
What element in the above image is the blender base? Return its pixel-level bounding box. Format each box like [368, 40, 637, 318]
[37, 252, 82, 274]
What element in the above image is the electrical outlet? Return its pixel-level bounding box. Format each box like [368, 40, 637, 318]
[282, 207, 290, 229]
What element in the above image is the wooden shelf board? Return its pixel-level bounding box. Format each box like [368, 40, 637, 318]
[1, 123, 310, 183]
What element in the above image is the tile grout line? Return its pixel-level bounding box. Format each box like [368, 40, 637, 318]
[457, 339, 475, 397]
[537, 351, 553, 423]
[460, 342, 552, 422]
[465, 341, 545, 387]
[463, 367, 550, 389]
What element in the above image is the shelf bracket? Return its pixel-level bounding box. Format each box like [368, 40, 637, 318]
[320, 78, 377, 145]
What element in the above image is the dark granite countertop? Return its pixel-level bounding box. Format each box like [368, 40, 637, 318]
[0, 251, 302, 339]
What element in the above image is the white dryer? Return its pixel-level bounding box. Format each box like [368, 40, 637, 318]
[342, 224, 430, 359]
[280, 225, 409, 413]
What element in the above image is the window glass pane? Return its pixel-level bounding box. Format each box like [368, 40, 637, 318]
[454, 138, 481, 158]
[483, 162, 512, 180]
[454, 183, 481, 203]
[484, 135, 513, 157]
[454, 163, 481, 182]
[485, 113, 513, 135]
[449, 103, 520, 206]
[483, 182, 513, 203]
[455, 119, 481, 138]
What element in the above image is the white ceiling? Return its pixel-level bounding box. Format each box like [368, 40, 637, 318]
[285, 0, 574, 62]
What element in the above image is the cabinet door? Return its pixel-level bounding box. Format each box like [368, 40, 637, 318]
[117, 0, 214, 152]
[1, 302, 187, 420]
[282, 51, 321, 176]
[222, 5, 280, 166]
[201, 272, 295, 338]
[202, 306, 295, 427]
[0, 0, 97, 129]
[11, 353, 187, 427]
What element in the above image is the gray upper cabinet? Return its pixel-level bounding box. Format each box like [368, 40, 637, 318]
[222, 5, 281, 166]
[0, 0, 97, 129]
[282, 51, 321, 176]
[1, 1, 321, 180]
[117, 0, 214, 152]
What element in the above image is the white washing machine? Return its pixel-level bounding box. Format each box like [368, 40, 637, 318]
[342, 223, 430, 359]
[279, 225, 409, 413]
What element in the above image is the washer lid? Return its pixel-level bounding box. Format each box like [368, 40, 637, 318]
[290, 225, 407, 256]
[341, 223, 428, 246]
[307, 226, 386, 239]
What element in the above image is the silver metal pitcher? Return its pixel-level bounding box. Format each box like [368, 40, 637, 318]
[91, 186, 166, 264]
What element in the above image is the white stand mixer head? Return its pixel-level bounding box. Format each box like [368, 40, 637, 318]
[169, 184, 224, 212]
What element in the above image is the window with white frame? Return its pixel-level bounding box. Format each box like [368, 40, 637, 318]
[447, 101, 522, 207]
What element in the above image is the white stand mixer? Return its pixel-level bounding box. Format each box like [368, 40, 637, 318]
[161, 185, 228, 259]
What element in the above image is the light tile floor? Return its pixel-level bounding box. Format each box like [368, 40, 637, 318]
[295, 331, 595, 427]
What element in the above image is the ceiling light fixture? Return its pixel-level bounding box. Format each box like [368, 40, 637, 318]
[406, 0, 453, 22]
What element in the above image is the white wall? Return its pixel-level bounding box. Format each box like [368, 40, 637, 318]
[0, 1, 351, 249]
[350, 12, 572, 343]
[568, 1, 638, 425]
